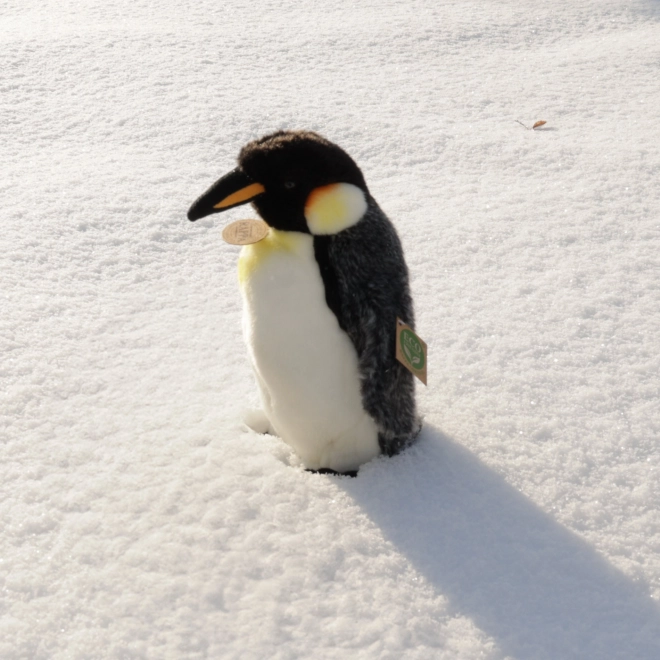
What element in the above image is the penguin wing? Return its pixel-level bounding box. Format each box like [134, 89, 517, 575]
[313, 203, 420, 456]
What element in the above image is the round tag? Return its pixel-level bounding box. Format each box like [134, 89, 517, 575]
[222, 219, 269, 245]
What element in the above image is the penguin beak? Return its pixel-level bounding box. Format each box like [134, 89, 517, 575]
[187, 168, 265, 222]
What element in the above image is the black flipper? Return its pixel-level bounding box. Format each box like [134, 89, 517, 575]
[313, 198, 421, 456]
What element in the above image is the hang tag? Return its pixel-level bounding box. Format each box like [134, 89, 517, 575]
[222, 219, 269, 245]
[396, 318, 427, 385]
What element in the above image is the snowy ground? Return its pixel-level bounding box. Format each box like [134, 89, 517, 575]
[2, 0, 660, 657]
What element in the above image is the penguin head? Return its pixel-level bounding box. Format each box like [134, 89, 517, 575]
[188, 130, 370, 235]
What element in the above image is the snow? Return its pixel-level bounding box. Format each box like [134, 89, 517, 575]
[2, 0, 659, 657]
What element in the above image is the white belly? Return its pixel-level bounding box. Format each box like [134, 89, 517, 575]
[238, 229, 379, 472]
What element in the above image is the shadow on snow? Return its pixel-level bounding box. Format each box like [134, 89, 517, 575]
[340, 425, 660, 660]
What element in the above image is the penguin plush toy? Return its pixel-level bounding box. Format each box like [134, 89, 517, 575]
[188, 130, 420, 475]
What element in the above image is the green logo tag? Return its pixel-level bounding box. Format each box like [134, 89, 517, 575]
[395, 318, 427, 385]
[400, 329, 425, 370]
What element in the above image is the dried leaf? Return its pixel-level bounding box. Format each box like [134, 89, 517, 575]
[532, 120, 547, 129]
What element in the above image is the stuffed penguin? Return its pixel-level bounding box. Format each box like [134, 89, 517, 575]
[188, 130, 420, 474]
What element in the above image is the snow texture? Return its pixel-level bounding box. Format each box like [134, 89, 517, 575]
[2, 0, 660, 658]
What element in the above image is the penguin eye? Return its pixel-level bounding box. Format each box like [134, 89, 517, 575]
[283, 180, 296, 190]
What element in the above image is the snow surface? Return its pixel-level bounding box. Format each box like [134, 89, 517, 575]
[2, 0, 660, 657]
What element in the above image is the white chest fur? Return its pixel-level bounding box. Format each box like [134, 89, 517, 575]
[238, 229, 379, 472]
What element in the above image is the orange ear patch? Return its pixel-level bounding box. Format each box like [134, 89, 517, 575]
[304, 183, 367, 235]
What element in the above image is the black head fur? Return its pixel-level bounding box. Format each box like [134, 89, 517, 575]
[237, 130, 368, 233]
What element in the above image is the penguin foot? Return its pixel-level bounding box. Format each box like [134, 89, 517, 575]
[242, 409, 273, 435]
[306, 467, 358, 478]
